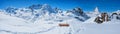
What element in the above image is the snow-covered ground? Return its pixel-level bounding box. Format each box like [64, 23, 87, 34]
[80, 22, 120, 34]
[81, 16, 120, 34]
[0, 11, 120, 34]
[0, 12, 83, 34]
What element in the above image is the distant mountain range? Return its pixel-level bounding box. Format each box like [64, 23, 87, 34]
[0, 4, 120, 23]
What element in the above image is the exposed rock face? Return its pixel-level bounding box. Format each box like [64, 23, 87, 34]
[75, 7, 84, 15]
[94, 16, 103, 24]
[101, 13, 109, 22]
[95, 12, 120, 24]
[111, 12, 120, 20]
[72, 7, 84, 16]
[65, 7, 90, 21]
[94, 13, 109, 24]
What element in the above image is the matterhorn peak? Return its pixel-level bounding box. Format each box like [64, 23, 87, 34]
[94, 7, 100, 14]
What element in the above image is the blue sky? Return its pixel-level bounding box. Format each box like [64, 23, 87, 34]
[0, 0, 120, 12]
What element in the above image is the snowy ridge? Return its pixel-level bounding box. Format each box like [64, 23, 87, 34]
[1, 4, 89, 23]
[2, 4, 57, 22]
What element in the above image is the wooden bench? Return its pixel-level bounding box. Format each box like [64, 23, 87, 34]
[59, 23, 69, 27]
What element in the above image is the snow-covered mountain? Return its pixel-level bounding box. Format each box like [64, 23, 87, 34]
[64, 7, 90, 21]
[0, 4, 120, 34]
[94, 7, 100, 14]
[1, 4, 90, 23]
[86, 7, 100, 18]
[2, 4, 57, 22]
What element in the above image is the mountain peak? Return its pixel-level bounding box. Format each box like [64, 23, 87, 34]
[41, 4, 51, 9]
[28, 4, 42, 9]
[94, 7, 100, 14]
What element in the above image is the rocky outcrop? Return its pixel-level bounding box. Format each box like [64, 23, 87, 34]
[111, 12, 120, 20]
[94, 16, 103, 24]
[94, 13, 110, 24]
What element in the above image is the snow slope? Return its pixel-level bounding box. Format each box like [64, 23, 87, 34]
[0, 13, 57, 34]
[1, 11, 120, 34]
[0, 12, 83, 34]
[79, 23, 120, 34]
